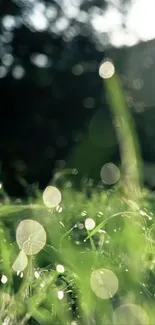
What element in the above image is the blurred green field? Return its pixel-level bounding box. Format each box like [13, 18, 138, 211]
[0, 185, 155, 325]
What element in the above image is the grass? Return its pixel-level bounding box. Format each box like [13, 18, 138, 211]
[0, 61, 153, 324]
[0, 185, 155, 324]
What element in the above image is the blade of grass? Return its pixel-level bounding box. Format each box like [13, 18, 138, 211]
[104, 66, 142, 198]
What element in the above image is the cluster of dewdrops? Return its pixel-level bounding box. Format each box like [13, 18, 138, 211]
[9, 174, 148, 323]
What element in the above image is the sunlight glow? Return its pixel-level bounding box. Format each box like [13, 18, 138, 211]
[91, 0, 155, 46]
[28, 8, 48, 31]
[127, 0, 155, 42]
[91, 7, 122, 33]
[46, 6, 57, 20]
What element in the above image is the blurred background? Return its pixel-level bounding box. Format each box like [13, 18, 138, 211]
[0, 0, 155, 197]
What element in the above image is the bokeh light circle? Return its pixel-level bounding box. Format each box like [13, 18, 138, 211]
[100, 163, 120, 185]
[90, 268, 119, 299]
[43, 186, 61, 208]
[12, 249, 28, 272]
[16, 219, 47, 255]
[113, 304, 149, 325]
[99, 60, 115, 79]
[85, 218, 96, 231]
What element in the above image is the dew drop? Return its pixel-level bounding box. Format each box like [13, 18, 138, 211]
[85, 218, 96, 231]
[56, 205, 63, 213]
[57, 290, 64, 300]
[12, 249, 28, 272]
[43, 186, 61, 208]
[90, 268, 119, 299]
[16, 219, 46, 255]
[34, 270, 40, 279]
[56, 264, 65, 273]
[100, 163, 120, 185]
[1, 274, 8, 284]
[81, 210, 87, 216]
[40, 281, 46, 288]
[99, 60, 115, 79]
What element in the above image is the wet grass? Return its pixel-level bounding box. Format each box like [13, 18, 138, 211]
[0, 186, 155, 324]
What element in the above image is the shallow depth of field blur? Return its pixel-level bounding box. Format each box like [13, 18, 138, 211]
[1, 0, 155, 324]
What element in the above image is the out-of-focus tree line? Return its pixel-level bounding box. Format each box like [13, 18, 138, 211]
[0, 0, 155, 197]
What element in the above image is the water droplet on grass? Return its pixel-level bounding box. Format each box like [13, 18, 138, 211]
[43, 186, 61, 208]
[100, 163, 120, 185]
[56, 264, 65, 273]
[57, 290, 64, 300]
[1, 275, 8, 284]
[85, 218, 96, 231]
[12, 249, 28, 272]
[72, 168, 78, 175]
[16, 220, 46, 255]
[98, 211, 103, 217]
[99, 60, 115, 79]
[40, 281, 46, 288]
[56, 205, 63, 213]
[81, 210, 87, 216]
[59, 221, 65, 228]
[90, 268, 119, 299]
[34, 270, 40, 279]
[77, 222, 84, 230]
